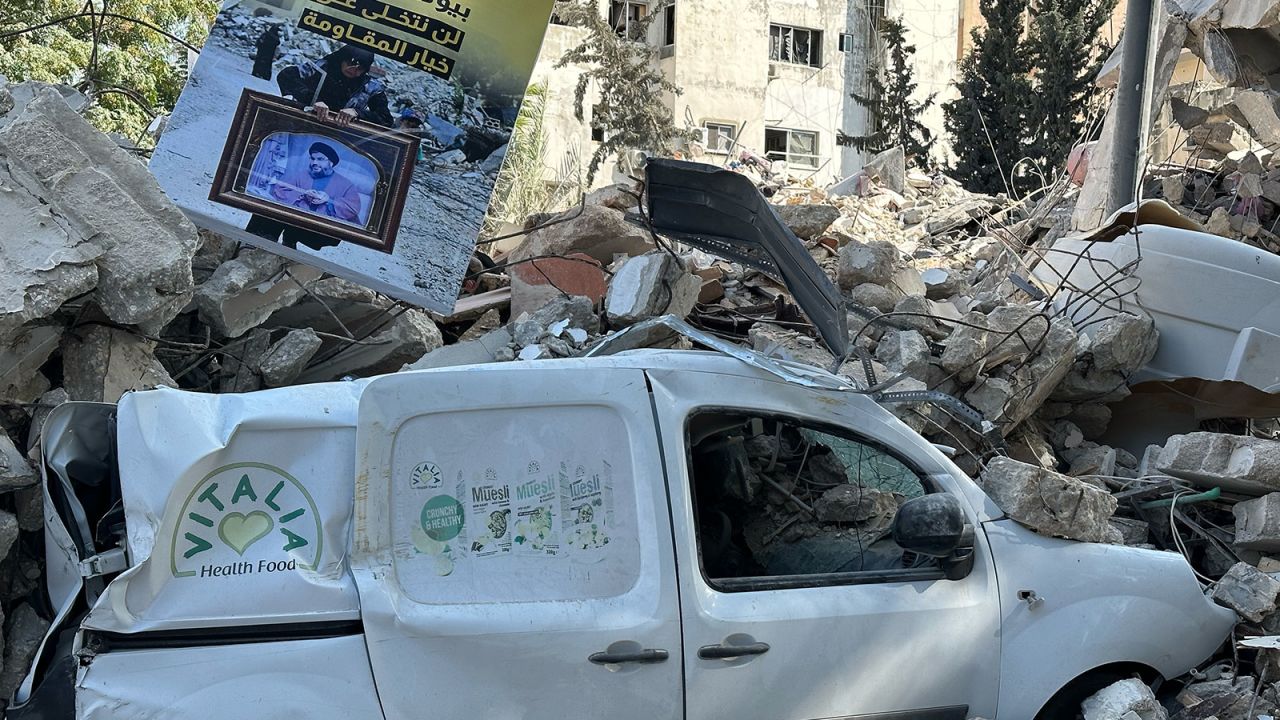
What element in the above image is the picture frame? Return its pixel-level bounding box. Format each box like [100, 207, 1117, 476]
[209, 89, 419, 253]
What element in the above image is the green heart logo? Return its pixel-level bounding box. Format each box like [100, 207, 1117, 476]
[218, 511, 274, 555]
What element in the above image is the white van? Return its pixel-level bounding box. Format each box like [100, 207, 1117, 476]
[13, 350, 1233, 720]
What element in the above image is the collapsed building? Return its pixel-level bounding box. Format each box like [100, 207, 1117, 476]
[0, 1, 1279, 715]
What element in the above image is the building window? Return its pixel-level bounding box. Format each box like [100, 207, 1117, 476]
[591, 126, 605, 143]
[839, 33, 855, 52]
[703, 122, 737, 154]
[663, 4, 675, 46]
[610, 0, 648, 40]
[765, 128, 819, 169]
[769, 24, 823, 67]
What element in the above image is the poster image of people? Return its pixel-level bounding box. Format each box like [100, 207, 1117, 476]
[150, 0, 556, 314]
[208, 90, 415, 252]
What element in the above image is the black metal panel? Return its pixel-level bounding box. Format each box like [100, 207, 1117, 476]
[645, 159, 849, 358]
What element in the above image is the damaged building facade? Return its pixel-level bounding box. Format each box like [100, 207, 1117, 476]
[531, 0, 963, 188]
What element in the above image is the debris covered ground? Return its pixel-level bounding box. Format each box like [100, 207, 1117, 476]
[1, 3, 1279, 713]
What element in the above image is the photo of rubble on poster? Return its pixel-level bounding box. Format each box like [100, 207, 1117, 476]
[150, 0, 556, 314]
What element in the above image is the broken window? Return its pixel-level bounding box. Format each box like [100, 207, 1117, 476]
[765, 127, 820, 169]
[610, 0, 648, 40]
[703, 122, 737, 154]
[839, 32, 855, 53]
[686, 411, 939, 591]
[663, 4, 675, 46]
[769, 23, 823, 67]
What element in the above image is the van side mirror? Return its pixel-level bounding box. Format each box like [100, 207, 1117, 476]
[891, 494, 975, 581]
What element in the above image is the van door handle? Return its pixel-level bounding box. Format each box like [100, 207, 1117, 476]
[698, 642, 770, 659]
[589, 648, 670, 665]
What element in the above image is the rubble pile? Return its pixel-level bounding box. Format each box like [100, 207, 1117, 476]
[0, 38, 1279, 711]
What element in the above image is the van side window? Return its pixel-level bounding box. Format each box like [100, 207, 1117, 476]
[687, 411, 938, 588]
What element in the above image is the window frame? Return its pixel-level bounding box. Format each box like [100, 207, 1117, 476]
[764, 127, 821, 170]
[663, 3, 675, 47]
[681, 407, 950, 594]
[838, 32, 855, 53]
[702, 122, 738, 155]
[769, 23, 824, 68]
[609, 0, 649, 40]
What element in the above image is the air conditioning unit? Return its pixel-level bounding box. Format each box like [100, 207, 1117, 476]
[693, 127, 708, 144]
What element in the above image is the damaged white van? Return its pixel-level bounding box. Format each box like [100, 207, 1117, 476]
[12, 346, 1234, 720]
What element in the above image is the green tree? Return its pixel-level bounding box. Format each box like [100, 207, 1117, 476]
[843, 17, 936, 164]
[1025, 0, 1117, 178]
[942, 0, 1032, 195]
[0, 0, 218, 144]
[554, 0, 695, 186]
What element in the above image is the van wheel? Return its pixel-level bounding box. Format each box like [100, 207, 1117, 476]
[1035, 666, 1158, 720]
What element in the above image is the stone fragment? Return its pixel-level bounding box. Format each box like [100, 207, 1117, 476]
[509, 253, 608, 319]
[525, 295, 600, 335]
[849, 283, 898, 313]
[1067, 404, 1112, 440]
[748, 323, 836, 370]
[509, 204, 654, 264]
[259, 328, 323, 387]
[298, 309, 443, 382]
[458, 309, 502, 343]
[921, 267, 966, 300]
[1109, 517, 1149, 546]
[1156, 433, 1280, 495]
[1063, 444, 1117, 478]
[605, 252, 701, 328]
[221, 328, 272, 393]
[874, 329, 929, 378]
[1233, 493, 1280, 552]
[1206, 207, 1232, 237]
[980, 457, 1117, 542]
[941, 305, 1053, 381]
[964, 377, 1015, 421]
[0, 604, 50, 699]
[0, 325, 60, 404]
[1160, 175, 1185, 205]
[584, 183, 639, 211]
[1210, 561, 1280, 622]
[0, 432, 35, 490]
[403, 326, 514, 371]
[813, 485, 899, 528]
[1047, 420, 1085, 450]
[194, 249, 321, 338]
[1234, 90, 1280, 147]
[775, 203, 841, 238]
[1080, 678, 1167, 720]
[837, 240, 900, 290]
[0, 510, 17, 561]
[0, 87, 198, 333]
[864, 146, 906, 194]
[891, 295, 946, 339]
[14, 485, 42, 532]
[26, 387, 69, 451]
[62, 325, 175, 402]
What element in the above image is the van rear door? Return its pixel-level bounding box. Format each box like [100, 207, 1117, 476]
[353, 364, 682, 720]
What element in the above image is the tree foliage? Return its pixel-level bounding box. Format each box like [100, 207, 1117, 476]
[554, 0, 694, 186]
[844, 17, 936, 164]
[1025, 0, 1117, 177]
[942, 0, 1032, 195]
[0, 0, 218, 143]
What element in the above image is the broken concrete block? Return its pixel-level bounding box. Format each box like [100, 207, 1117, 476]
[1109, 517, 1149, 546]
[0, 87, 198, 333]
[849, 282, 898, 313]
[26, 387, 68, 451]
[0, 324, 60, 404]
[13, 485, 42, 532]
[941, 305, 1049, 380]
[921, 267, 966, 300]
[964, 377, 1015, 421]
[259, 328, 323, 387]
[813, 485, 899, 527]
[605, 252, 701, 328]
[864, 146, 906, 195]
[1080, 678, 1167, 720]
[509, 253, 608, 320]
[0, 604, 50, 699]
[1211, 561, 1280, 622]
[1067, 403, 1112, 440]
[62, 325, 175, 402]
[1089, 313, 1159, 374]
[1156, 433, 1280, 495]
[0, 432, 35, 490]
[404, 326, 514, 371]
[0, 510, 17, 563]
[509, 204, 654, 265]
[221, 327, 272, 393]
[748, 323, 836, 370]
[980, 457, 1117, 542]
[1234, 90, 1280, 147]
[1234, 493, 1280, 552]
[194, 249, 322, 338]
[298, 309, 442, 382]
[775, 203, 841, 238]
[837, 239, 900, 291]
[1063, 444, 1117, 478]
[584, 183, 639, 212]
[874, 329, 929, 378]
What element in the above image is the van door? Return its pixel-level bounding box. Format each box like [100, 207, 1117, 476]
[647, 368, 1001, 720]
[353, 365, 682, 720]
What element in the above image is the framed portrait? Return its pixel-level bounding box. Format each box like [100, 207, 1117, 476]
[209, 89, 419, 253]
